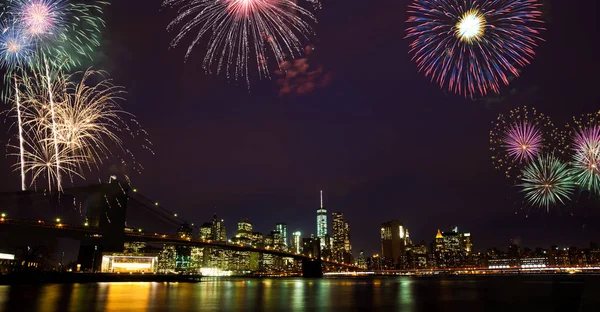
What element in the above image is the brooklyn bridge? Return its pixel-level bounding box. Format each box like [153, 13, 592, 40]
[0, 180, 361, 277]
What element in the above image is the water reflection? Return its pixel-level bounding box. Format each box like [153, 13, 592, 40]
[0, 276, 595, 311]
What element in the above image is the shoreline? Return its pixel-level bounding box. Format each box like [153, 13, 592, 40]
[0, 272, 201, 285]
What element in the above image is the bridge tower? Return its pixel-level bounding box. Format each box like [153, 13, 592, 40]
[77, 181, 130, 271]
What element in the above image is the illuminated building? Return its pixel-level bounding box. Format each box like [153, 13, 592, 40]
[101, 255, 158, 273]
[232, 219, 257, 246]
[343, 221, 352, 263]
[316, 190, 328, 248]
[332, 212, 345, 262]
[356, 250, 367, 268]
[432, 227, 473, 268]
[250, 232, 264, 247]
[302, 236, 321, 259]
[0, 253, 16, 273]
[276, 222, 288, 248]
[189, 247, 203, 272]
[381, 220, 410, 268]
[265, 230, 285, 251]
[123, 242, 147, 254]
[211, 214, 227, 242]
[157, 245, 176, 273]
[199, 223, 212, 240]
[178, 223, 193, 238]
[238, 219, 253, 235]
[175, 246, 191, 270]
[291, 231, 302, 254]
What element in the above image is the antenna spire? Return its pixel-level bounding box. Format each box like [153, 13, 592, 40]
[320, 190, 323, 208]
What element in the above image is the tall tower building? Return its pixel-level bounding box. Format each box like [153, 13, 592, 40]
[276, 222, 288, 248]
[381, 220, 409, 268]
[292, 231, 302, 254]
[212, 214, 227, 242]
[332, 212, 345, 262]
[316, 190, 328, 248]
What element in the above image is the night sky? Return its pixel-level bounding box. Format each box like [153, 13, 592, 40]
[2, 0, 600, 256]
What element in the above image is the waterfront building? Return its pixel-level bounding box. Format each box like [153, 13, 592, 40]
[212, 214, 227, 242]
[157, 245, 176, 273]
[276, 222, 288, 248]
[356, 250, 367, 268]
[291, 231, 302, 254]
[199, 222, 212, 240]
[189, 247, 203, 272]
[381, 220, 410, 268]
[101, 254, 158, 273]
[432, 227, 473, 268]
[316, 190, 328, 248]
[302, 236, 321, 259]
[178, 223, 193, 238]
[332, 212, 345, 262]
[232, 219, 257, 246]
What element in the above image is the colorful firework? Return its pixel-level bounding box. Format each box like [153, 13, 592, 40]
[519, 154, 576, 210]
[0, 21, 33, 71]
[40, 1, 107, 69]
[163, 0, 316, 86]
[570, 126, 600, 195]
[8, 66, 144, 192]
[502, 120, 543, 163]
[55, 69, 128, 170]
[405, 0, 544, 97]
[490, 106, 554, 179]
[15, 0, 67, 38]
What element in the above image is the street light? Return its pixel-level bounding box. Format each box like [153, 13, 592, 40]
[56, 218, 61, 223]
[1, 213, 5, 218]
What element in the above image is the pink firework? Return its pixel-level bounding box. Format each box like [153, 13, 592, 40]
[571, 126, 600, 193]
[17, 0, 66, 37]
[502, 120, 543, 163]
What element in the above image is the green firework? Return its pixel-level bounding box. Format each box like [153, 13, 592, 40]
[520, 154, 576, 210]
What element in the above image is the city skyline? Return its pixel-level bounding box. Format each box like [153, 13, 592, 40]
[0, 0, 599, 257]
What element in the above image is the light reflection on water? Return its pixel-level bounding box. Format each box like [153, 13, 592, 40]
[0, 276, 598, 311]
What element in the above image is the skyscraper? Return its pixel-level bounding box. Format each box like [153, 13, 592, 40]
[343, 221, 352, 258]
[332, 212, 345, 262]
[381, 220, 410, 268]
[276, 222, 288, 248]
[292, 231, 302, 254]
[199, 222, 212, 240]
[212, 214, 227, 242]
[178, 223, 193, 238]
[316, 190, 327, 248]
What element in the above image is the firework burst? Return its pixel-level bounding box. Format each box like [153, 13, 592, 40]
[7, 66, 143, 192]
[16, 0, 66, 37]
[490, 106, 554, 179]
[0, 21, 33, 71]
[405, 0, 544, 97]
[569, 125, 600, 195]
[163, 0, 316, 86]
[519, 154, 576, 210]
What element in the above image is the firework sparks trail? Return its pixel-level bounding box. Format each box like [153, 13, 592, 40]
[42, 55, 62, 190]
[571, 126, 600, 195]
[405, 0, 544, 97]
[14, 75, 26, 191]
[490, 106, 554, 180]
[9, 66, 150, 191]
[502, 120, 543, 163]
[164, 0, 316, 87]
[519, 154, 576, 210]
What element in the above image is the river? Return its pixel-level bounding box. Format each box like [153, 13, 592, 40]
[0, 275, 598, 311]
